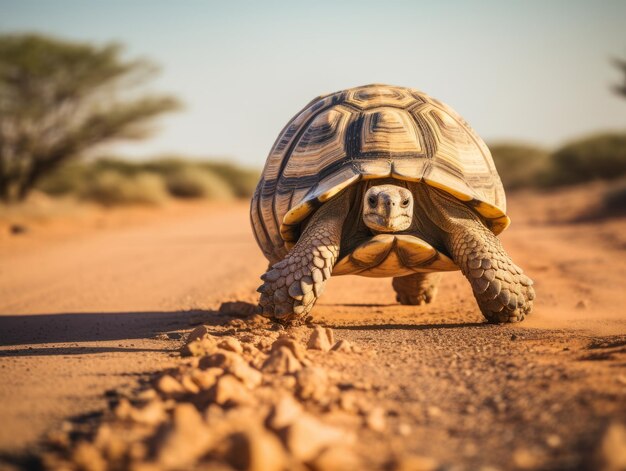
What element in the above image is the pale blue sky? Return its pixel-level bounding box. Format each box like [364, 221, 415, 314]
[1, 0, 625, 166]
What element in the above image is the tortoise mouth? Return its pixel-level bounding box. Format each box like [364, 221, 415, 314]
[363, 213, 412, 233]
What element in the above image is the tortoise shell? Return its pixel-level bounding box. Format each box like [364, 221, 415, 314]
[251, 84, 509, 265]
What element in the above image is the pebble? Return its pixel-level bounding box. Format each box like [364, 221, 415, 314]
[189, 368, 223, 390]
[394, 454, 439, 471]
[114, 399, 167, 426]
[212, 374, 254, 406]
[546, 434, 562, 448]
[156, 403, 214, 469]
[156, 375, 186, 396]
[199, 351, 262, 388]
[271, 335, 307, 361]
[226, 427, 287, 471]
[576, 299, 589, 309]
[283, 413, 349, 462]
[266, 394, 303, 430]
[596, 422, 626, 471]
[309, 445, 361, 470]
[296, 367, 329, 402]
[307, 326, 334, 352]
[182, 337, 218, 357]
[365, 407, 386, 432]
[262, 346, 302, 374]
[71, 442, 106, 471]
[217, 337, 244, 354]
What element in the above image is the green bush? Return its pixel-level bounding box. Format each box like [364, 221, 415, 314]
[489, 143, 551, 189]
[165, 167, 234, 199]
[546, 133, 626, 186]
[82, 170, 169, 206]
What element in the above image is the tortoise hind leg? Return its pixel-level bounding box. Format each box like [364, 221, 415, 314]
[392, 273, 441, 306]
[257, 191, 351, 323]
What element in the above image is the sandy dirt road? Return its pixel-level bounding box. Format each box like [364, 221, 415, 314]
[0, 189, 625, 469]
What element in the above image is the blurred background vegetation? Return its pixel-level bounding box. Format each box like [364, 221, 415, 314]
[0, 32, 624, 210]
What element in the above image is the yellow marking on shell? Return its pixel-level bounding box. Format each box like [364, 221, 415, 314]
[487, 215, 510, 236]
[318, 173, 361, 202]
[333, 234, 459, 277]
[424, 178, 474, 202]
[283, 200, 315, 227]
[472, 200, 506, 219]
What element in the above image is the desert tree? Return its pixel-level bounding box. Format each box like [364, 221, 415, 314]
[0, 34, 180, 202]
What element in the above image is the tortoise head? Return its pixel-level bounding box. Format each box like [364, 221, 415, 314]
[362, 184, 413, 233]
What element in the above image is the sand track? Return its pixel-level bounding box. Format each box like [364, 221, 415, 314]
[0, 189, 625, 469]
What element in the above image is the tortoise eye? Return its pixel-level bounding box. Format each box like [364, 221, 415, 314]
[368, 196, 377, 207]
[401, 198, 410, 207]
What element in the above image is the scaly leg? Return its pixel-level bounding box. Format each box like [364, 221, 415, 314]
[426, 188, 535, 323]
[257, 192, 350, 323]
[392, 273, 441, 306]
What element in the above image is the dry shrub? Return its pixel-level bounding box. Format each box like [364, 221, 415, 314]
[165, 167, 234, 199]
[82, 171, 169, 206]
[489, 143, 551, 190]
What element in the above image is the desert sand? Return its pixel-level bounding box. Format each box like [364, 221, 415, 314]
[0, 185, 625, 470]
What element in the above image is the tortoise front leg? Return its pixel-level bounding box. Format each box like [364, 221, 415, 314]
[392, 273, 441, 306]
[447, 221, 535, 323]
[257, 193, 350, 323]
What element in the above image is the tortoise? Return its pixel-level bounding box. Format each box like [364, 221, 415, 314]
[250, 84, 534, 323]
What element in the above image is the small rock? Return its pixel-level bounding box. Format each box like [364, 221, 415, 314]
[156, 375, 186, 396]
[596, 423, 626, 471]
[212, 374, 255, 406]
[546, 434, 562, 448]
[283, 413, 350, 462]
[180, 374, 201, 394]
[156, 403, 214, 469]
[263, 346, 302, 374]
[398, 423, 412, 436]
[576, 299, 589, 309]
[218, 337, 244, 354]
[331, 339, 359, 353]
[9, 224, 28, 235]
[71, 442, 106, 471]
[365, 407, 386, 432]
[219, 301, 257, 318]
[266, 394, 303, 430]
[296, 367, 329, 402]
[310, 445, 361, 470]
[271, 335, 307, 361]
[512, 447, 543, 469]
[129, 400, 167, 426]
[394, 454, 439, 471]
[226, 427, 287, 471]
[187, 325, 212, 343]
[200, 351, 262, 388]
[189, 368, 223, 390]
[307, 326, 334, 352]
[427, 406, 442, 419]
[154, 333, 171, 341]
